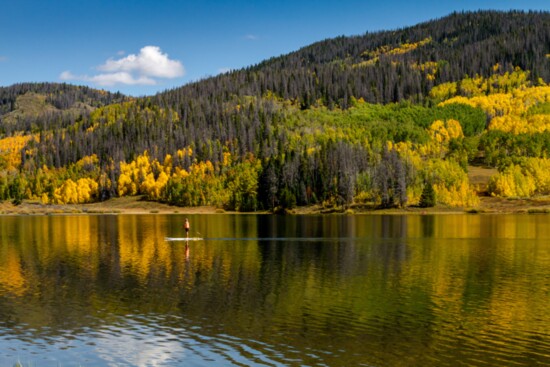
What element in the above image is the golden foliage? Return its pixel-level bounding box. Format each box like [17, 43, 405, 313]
[434, 69, 550, 136]
[489, 158, 550, 197]
[53, 178, 99, 204]
[419, 119, 464, 158]
[356, 38, 432, 67]
[431, 67, 533, 102]
[392, 141, 478, 207]
[117, 147, 207, 201]
[524, 158, 550, 194]
[76, 154, 99, 170]
[425, 159, 479, 207]
[174, 160, 225, 206]
[87, 102, 179, 133]
[0, 134, 33, 171]
[488, 164, 535, 197]
[118, 151, 153, 196]
[489, 114, 550, 134]
[41, 193, 49, 204]
[117, 173, 138, 196]
[364, 37, 432, 58]
[429, 82, 457, 101]
[176, 147, 193, 160]
[440, 86, 550, 119]
[410, 61, 439, 81]
[140, 171, 169, 200]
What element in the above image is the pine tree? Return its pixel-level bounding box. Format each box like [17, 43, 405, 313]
[419, 182, 436, 208]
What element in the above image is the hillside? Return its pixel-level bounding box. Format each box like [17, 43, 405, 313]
[0, 83, 127, 134]
[0, 82, 126, 114]
[158, 10, 550, 108]
[0, 10, 549, 212]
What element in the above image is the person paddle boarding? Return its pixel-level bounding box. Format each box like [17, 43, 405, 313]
[184, 218, 190, 239]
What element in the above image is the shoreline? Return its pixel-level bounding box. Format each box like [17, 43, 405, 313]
[1, 195, 550, 216]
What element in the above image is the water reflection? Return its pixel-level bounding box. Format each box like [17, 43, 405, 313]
[0, 214, 549, 366]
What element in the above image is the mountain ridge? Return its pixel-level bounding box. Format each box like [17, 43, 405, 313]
[154, 9, 549, 110]
[0, 82, 128, 134]
[1, 10, 548, 109]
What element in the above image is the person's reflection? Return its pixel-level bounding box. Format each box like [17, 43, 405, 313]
[185, 241, 190, 260]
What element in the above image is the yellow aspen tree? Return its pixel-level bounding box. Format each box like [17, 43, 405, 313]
[41, 193, 50, 204]
[154, 171, 169, 199]
[118, 173, 137, 196]
[76, 154, 99, 171]
[139, 173, 157, 199]
[488, 164, 536, 197]
[172, 166, 190, 179]
[429, 82, 457, 101]
[445, 119, 464, 140]
[54, 179, 78, 204]
[421, 119, 463, 158]
[0, 135, 33, 171]
[425, 160, 479, 207]
[523, 158, 550, 194]
[163, 154, 173, 176]
[76, 178, 99, 203]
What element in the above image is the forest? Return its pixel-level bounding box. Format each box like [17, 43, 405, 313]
[0, 10, 549, 212]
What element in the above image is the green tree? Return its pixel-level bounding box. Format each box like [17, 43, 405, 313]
[419, 182, 436, 208]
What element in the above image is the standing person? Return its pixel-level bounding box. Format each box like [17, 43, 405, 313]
[184, 218, 190, 239]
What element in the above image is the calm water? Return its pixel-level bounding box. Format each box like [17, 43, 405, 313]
[0, 214, 549, 367]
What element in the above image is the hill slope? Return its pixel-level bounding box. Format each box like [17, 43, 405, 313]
[157, 10, 550, 108]
[0, 10, 549, 211]
[0, 83, 127, 134]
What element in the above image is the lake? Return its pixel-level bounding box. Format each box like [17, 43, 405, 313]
[0, 214, 549, 366]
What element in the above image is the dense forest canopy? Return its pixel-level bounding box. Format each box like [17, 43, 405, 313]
[0, 10, 549, 211]
[157, 10, 549, 108]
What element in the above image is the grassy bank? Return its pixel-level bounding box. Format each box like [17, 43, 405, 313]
[2, 194, 550, 216]
[0, 196, 220, 216]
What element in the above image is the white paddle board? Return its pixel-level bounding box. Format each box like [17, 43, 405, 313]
[165, 237, 203, 241]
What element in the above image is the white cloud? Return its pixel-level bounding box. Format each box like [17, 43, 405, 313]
[61, 70, 156, 86]
[59, 71, 76, 80]
[244, 34, 259, 40]
[60, 46, 184, 87]
[99, 46, 184, 78]
[218, 67, 231, 74]
[0, 56, 7, 62]
[90, 72, 157, 86]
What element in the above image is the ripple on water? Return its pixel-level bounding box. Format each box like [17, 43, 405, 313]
[2, 216, 550, 367]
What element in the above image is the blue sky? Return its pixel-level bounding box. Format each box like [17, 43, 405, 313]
[1, 0, 549, 96]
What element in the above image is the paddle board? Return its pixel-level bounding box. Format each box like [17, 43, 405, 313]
[165, 237, 204, 241]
